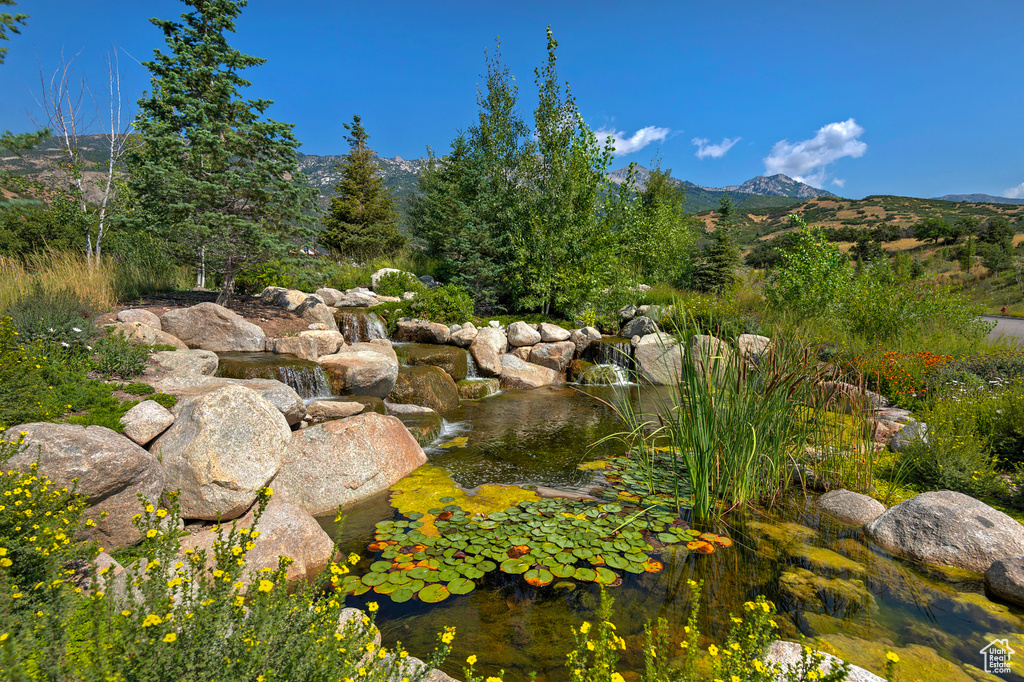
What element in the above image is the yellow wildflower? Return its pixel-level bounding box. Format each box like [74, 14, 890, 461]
[466, 655, 477, 665]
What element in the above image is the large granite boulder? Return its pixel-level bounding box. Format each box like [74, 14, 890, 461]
[6, 423, 165, 549]
[737, 333, 772, 361]
[529, 341, 576, 372]
[179, 497, 333, 582]
[470, 327, 507, 377]
[889, 420, 928, 453]
[116, 308, 161, 329]
[160, 302, 266, 352]
[306, 400, 364, 422]
[266, 335, 319, 361]
[457, 378, 501, 400]
[334, 289, 379, 308]
[765, 641, 883, 682]
[634, 333, 682, 385]
[294, 295, 339, 331]
[159, 377, 306, 426]
[621, 315, 658, 338]
[690, 334, 732, 376]
[370, 267, 403, 290]
[395, 319, 451, 345]
[449, 322, 478, 348]
[314, 287, 344, 307]
[119, 400, 175, 446]
[150, 385, 291, 521]
[816, 489, 886, 526]
[273, 413, 427, 515]
[389, 365, 460, 413]
[403, 344, 469, 382]
[538, 323, 571, 342]
[149, 349, 219, 377]
[499, 354, 563, 389]
[298, 329, 345, 356]
[319, 343, 399, 398]
[864, 491, 1024, 572]
[570, 326, 602, 355]
[259, 286, 308, 311]
[111, 321, 188, 350]
[985, 557, 1024, 607]
[507, 321, 541, 347]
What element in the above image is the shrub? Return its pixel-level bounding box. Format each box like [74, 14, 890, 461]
[408, 284, 474, 326]
[123, 382, 155, 396]
[2, 284, 95, 358]
[91, 333, 152, 379]
[150, 393, 177, 410]
[375, 271, 426, 298]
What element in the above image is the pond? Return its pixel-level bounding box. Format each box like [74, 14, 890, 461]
[313, 384, 1024, 681]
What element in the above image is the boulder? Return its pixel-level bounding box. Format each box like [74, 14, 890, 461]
[150, 349, 219, 377]
[578, 364, 624, 385]
[814, 381, 889, 414]
[889, 420, 928, 452]
[160, 302, 266, 352]
[469, 327, 508, 376]
[298, 329, 345, 356]
[112, 321, 189, 350]
[457, 378, 501, 400]
[398, 411, 444, 446]
[985, 557, 1024, 607]
[267, 335, 319, 361]
[273, 413, 426, 515]
[164, 377, 306, 426]
[402, 344, 469, 382]
[314, 287, 344, 307]
[306, 400, 364, 422]
[507, 321, 541, 347]
[538, 323, 571, 343]
[150, 385, 292, 521]
[319, 343, 399, 398]
[179, 497, 333, 582]
[294, 295, 339, 331]
[395, 319, 451, 345]
[690, 334, 732, 376]
[737, 333, 772, 361]
[620, 315, 658, 338]
[510, 346, 532, 361]
[7, 423, 165, 549]
[870, 419, 904, 445]
[119, 400, 175, 446]
[450, 322, 478, 348]
[259, 286, 308, 311]
[864, 491, 1024, 572]
[384, 402, 435, 415]
[334, 290, 379, 308]
[116, 308, 161, 329]
[816, 489, 886, 526]
[617, 304, 637, 325]
[498, 354, 563, 390]
[570, 326, 602, 355]
[765, 641, 884, 682]
[634, 333, 682, 385]
[529, 341, 576, 372]
[389, 365, 460, 413]
[370, 267, 403, 290]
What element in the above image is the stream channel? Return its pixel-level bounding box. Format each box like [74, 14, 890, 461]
[217, 340, 1024, 681]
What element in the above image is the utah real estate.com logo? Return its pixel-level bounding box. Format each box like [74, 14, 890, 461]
[980, 639, 1015, 675]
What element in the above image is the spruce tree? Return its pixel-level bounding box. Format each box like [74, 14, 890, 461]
[127, 0, 317, 306]
[694, 195, 741, 292]
[321, 115, 406, 261]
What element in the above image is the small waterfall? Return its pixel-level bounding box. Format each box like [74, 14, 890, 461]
[466, 352, 480, 379]
[336, 310, 387, 345]
[216, 352, 333, 400]
[584, 336, 635, 373]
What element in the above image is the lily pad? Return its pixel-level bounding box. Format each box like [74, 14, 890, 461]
[447, 577, 475, 595]
[418, 583, 450, 603]
[391, 587, 414, 603]
[500, 558, 531, 574]
[524, 568, 554, 587]
[574, 567, 598, 582]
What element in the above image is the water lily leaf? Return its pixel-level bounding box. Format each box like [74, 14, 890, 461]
[571, 548, 594, 560]
[391, 587, 414, 603]
[478, 560, 497, 573]
[406, 579, 425, 593]
[524, 568, 554, 587]
[447, 577, 475, 595]
[387, 571, 410, 585]
[418, 583, 450, 603]
[370, 560, 393, 573]
[551, 564, 576, 578]
[406, 511, 424, 521]
[463, 567, 485, 580]
[374, 581, 398, 595]
[573, 567, 597, 582]
[500, 558, 530, 574]
[351, 583, 371, 596]
[657, 532, 679, 544]
[439, 496, 456, 504]
[438, 568, 459, 582]
[624, 552, 648, 563]
[595, 567, 618, 585]
[361, 572, 388, 587]
[642, 559, 664, 573]
[604, 554, 630, 570]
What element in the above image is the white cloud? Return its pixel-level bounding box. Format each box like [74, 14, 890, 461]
[1006, 182, 1024, 199]
[764, 118, 866, 188]
[692, 136, 741, 160]
[595, 125, 671, 156]
[831, 178, 846, 188]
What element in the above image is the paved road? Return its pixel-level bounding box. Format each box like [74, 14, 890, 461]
[982, 316, 1024, 347]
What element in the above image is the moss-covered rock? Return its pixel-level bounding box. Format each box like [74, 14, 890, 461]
[816, 633, 998, 682]
[398, 411, 444, 446]
[779, 567, 878, 615]
[567, 359, 593, 382]
[401, 344, 469, 381]
[578, 364, 624, 385]
[457, 378, 500, 400]
[388, 365, 460, 413]
[343, 395, 386, 415]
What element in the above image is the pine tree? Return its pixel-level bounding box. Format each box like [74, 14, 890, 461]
[694, 195, 740, 292]
[127, 0, 317, 306]
[321, 115, 406, 261]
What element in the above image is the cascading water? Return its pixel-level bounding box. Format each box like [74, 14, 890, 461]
[215, 352, 333, 400]
[465, 352, 480, 379]
[584, 336, 635, 372]
[335, 309, 387, 345]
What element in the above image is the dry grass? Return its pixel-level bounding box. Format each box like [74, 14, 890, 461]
[0, 250, 119, 312]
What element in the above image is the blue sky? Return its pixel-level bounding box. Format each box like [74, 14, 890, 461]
[2, 0, 1022, 200]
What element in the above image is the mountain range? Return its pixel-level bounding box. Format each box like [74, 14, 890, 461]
[932, 193, 1024, 206]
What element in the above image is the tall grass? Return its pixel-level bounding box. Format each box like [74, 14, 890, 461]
[608, 322, 871, 522]
[0, 249, 191, 314]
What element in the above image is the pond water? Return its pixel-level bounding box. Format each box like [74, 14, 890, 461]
[316, 384, 1024, 681]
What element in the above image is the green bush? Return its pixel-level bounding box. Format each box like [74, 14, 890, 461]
[375, 271, 425, 298]
[150, 393, 177, 410]
[91, 333, 152, 379]
[2, 284, 96, 363]
[408, 284, 474, 326]
[123, 382, 155, 396]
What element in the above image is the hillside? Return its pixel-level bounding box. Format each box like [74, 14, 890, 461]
[933, 193, 1024, 206]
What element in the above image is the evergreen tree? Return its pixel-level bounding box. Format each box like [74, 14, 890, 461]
[127, 0, 317, 306]
[694, 195, 740, 292]
[321, 115, 406, 261]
